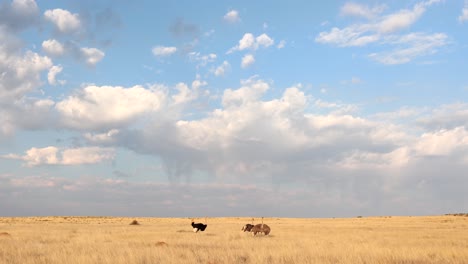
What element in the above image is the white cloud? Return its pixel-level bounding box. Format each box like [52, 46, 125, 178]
[417, 102, 468, 130]
[315, 25, 380, 47]
[0, 0, 40, 31]
[316, 0, 446, 64]
[372, 106, 426, 121]
[369, 33, 447, 65]
[222, 77, 270, 108]
[47, 65, 65, 85]
[152, 46, 177, 57]
[277, 40, 286, 49]
[2, 146, 58, 166]
[228, 33, 274, 53]
[238, 33, 255, 50]
[0, 98, 55, 139]
[80, 47, 105, 66]
[459, 2, 468, 23]
[61, 147, 115, 165]
[172, 82, 198, 105]
[3, 79, 467, 216]
[414, 127, 468, 157]
[42, 40, 104, 66]
[188, 52, 216, 67]
[241, 54, 255, 68]
[377, 3, 427, 34]
[340, 2, 386, 19]
[42, 39, 65, 56]
[11, 0, 38, 13]
[44, 8, 81, 34]
[2, 146, 115, 166]
[84, 129, 120, 144]
[224, 10, 240, 23]
[317, 0, 442, 42]
[214, 61, 231, 76]
[56, 85, 166, 130]
[256, 33, 274, 47]
[0, 28, 53, 100]
[191, 78, 207, 90]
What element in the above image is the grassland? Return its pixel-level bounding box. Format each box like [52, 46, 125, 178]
[1, 215, 467, 264]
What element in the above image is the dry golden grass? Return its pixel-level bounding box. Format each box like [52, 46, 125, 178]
[1, 215, 467, 264]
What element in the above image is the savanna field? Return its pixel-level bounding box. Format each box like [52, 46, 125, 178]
[1, 215, 468, 264]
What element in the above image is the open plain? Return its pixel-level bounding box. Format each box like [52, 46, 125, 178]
[0, 215, 467, 264]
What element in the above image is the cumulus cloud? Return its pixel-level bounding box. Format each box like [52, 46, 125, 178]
[0, 28, 52, 100]
[84, 129, 120, 145]
[80, 47, 105, 66]
[214, 61, 231, 76]
[47, 65, 65, 85]
[2, 146, 115, 167]
[228, 33, 274, 53]
[237, 33, 255, 50]
[417, 102, 468, 130]
[277, 40, 286, 49]
[0, 98, 55, 139]
[44, 8, 82, 34]
[152, 45, 177, 57]
[316, 0, 446, 64]
[241, 54, 255, 68]
[191, 77, 207, 90]
[172, 82, 199, 105]
[222, 77, 270, 107]
[42, 39, 65, 56]
[256, 33, 274, 47]
[0, 0, 39, 32]
[131, 82, 368, 188]
[413, 127, 468, 157]
[56, 85, 167, 130]
[41, 39, 105, 66]
[93, 77, 468, 207]
[224, 10, 240, 23]
[459, 2, 468, 23]
[3, 74, 468, 216]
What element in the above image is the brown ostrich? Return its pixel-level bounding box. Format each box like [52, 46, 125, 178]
[250, 223, 271, 236]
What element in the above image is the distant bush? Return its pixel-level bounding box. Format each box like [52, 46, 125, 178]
[129, 220, 140, 225]
[446, 213, 468, 217]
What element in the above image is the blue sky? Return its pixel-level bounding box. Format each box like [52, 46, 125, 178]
[1, 0, 468, 217]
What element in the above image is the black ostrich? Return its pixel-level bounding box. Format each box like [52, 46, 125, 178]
[242, 218, 255, 232]
[242, 224, 254, 232]
[191, 219, 207, 233]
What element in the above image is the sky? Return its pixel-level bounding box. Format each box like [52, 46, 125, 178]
[1, 0, 468, 218]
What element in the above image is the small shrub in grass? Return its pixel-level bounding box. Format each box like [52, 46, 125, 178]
[129, 220, 140, 225]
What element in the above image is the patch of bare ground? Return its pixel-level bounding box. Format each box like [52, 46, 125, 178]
[0, 232, 11, 237]
[155, 241, 168, 247]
